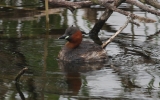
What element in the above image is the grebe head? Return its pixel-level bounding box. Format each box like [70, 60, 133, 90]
[59, 26, 82, 49]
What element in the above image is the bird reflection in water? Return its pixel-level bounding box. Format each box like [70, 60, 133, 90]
[58, 60, 105, 95]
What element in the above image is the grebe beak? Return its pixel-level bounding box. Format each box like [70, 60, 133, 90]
[58, 35, 69, 40]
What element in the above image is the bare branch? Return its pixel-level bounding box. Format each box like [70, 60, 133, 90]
[126, 0, 160, 16]
[48, 0, 94, 12]
[102, 15, 132, 48]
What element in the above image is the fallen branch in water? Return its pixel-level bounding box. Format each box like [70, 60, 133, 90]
[15, 67, 28, 82]
[102, 14, 140, 48]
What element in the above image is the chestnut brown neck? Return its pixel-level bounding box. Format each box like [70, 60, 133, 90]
[65, 30, 82, 49]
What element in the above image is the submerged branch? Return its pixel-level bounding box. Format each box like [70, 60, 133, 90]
[15, 67, 28, 82]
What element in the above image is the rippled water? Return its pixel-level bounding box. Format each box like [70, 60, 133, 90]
[0, 0, 160, 100]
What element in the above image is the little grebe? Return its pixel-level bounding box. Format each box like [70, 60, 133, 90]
[58, 26, 107, 62]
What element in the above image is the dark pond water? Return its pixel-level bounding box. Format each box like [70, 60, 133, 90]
[0, 0, 160, 100]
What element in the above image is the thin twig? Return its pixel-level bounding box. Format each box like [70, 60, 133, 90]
[102, 14, 131, 48]
[15, 67, 28, 82]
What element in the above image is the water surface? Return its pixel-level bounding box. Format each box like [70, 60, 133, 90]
[0, 0, 160, 100]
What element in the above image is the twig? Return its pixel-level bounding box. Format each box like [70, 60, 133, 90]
[102, 14, 131, 48]
[15, 67, 28, 82]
